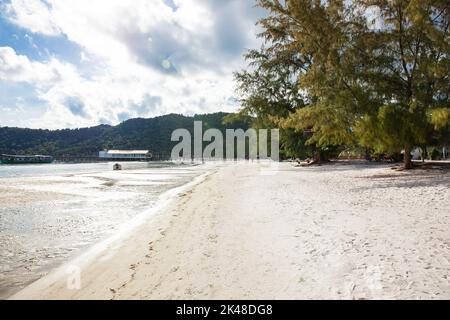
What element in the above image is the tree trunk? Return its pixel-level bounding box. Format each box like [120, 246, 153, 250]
[421, 146, 427, 163]
[313, 149, 322, 163]
[365, 148, 371, 161]
[404, 145, 412, 169]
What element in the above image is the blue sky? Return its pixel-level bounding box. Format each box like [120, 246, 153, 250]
[0, 0, 263, 129]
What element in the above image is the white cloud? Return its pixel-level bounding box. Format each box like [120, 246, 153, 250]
[3, 0, 61, 36]
[0, 0, 262, 129]
[0, 46, 76, 84]
[0, 46, 238, 129]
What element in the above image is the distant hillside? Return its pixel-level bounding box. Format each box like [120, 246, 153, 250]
[0, 113, 250, 159]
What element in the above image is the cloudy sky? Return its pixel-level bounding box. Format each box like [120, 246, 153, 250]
[0, 0, 263, 129]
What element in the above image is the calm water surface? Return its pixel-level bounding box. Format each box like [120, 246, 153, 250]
[0, 161, 208, 298]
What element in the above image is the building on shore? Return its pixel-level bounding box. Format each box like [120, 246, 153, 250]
[98, 150, 152, 161]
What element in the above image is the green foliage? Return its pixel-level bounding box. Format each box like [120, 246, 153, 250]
[281, 99, 356, 148]
[356, 105, 430, 153]
[0, 113, 248, 158]
[232, 24, 311, 158]
[429, 147, 442, 160]
[234, 0, 450, 166]
[430, 108, 450, 130]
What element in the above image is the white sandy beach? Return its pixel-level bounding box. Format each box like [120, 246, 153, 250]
[10, 162, 450, 300]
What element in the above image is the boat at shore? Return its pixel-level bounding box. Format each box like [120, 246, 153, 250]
[0, 154, 54, 164]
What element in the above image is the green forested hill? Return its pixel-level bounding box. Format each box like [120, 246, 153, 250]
[0, 113, 249, 159]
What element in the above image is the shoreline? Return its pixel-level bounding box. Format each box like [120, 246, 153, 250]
[1, 162, 212, 299]
[10, 161, 450, 300]
[8, 166, 216, 300]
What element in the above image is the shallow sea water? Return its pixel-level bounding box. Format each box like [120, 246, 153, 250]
[0, 161, 208, 298]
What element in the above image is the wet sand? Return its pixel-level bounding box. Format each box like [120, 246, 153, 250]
[0, 162, 207, 298]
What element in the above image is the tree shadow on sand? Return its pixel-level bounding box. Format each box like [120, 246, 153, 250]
[353, 167, 450, 190]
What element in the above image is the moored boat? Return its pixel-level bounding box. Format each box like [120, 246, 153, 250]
[0, 154, 54, 164]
